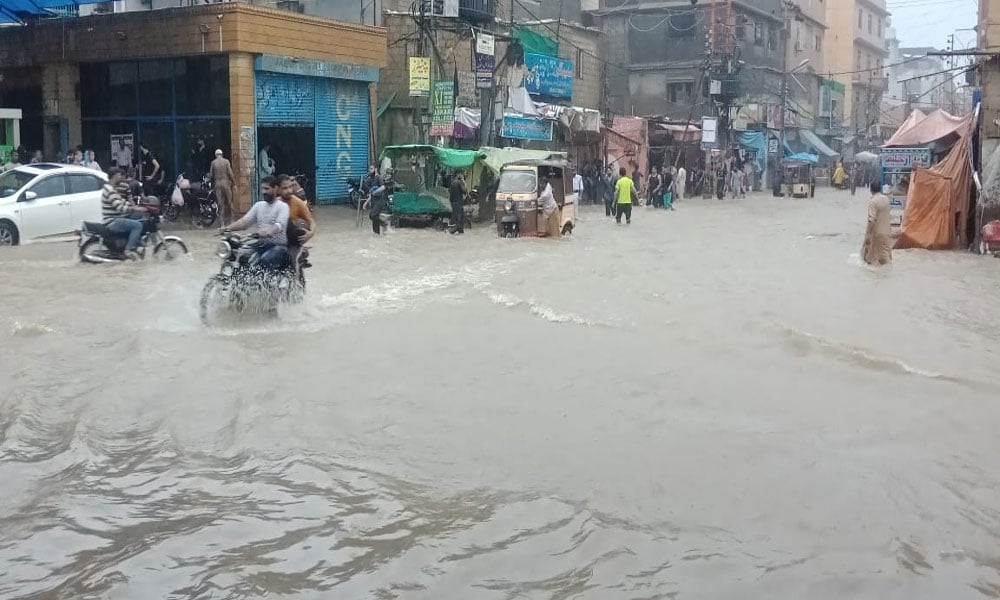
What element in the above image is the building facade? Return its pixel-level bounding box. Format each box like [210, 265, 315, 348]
[0, 3, 387, 208]
[591, 0, 784, 124]
[824, 0, 889, 143]
[378, 0, 601, 151]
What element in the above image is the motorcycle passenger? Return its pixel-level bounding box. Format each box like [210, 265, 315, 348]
[274, 174, 314, 268]
[222, 182, 290, 270]
[102, 167, 150, 260]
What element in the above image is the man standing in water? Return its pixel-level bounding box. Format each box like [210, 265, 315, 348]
[862, 181, 892, 265]
[614, 166, 636, 224]
[537, 175, 561, 237]
[675, 163, 687, 201]
[448, 169, 467, 235]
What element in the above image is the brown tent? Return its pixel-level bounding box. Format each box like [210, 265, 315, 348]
[894, 113, 974, 250]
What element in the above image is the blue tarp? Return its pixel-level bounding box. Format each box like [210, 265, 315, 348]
[0, 0, 105, 23]
[785, 152, 819, 164]
[737, 131, 767, 173]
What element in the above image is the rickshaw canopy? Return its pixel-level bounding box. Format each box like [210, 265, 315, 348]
[379, 145, 485, 169]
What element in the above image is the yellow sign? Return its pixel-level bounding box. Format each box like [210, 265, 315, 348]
[409, 57, 431, 97]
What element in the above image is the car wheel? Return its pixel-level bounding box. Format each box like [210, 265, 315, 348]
[0, 221, 19, 246]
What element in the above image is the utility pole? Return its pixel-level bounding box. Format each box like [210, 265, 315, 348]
[776, 0, 789, 196]
[415, 1, 426, 144]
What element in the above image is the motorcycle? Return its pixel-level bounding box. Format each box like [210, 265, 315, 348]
[346, 176, 365, 208]
[78, 198, 189, 263]
[164, 173, 219, 228]
[199, 232, 308, 325]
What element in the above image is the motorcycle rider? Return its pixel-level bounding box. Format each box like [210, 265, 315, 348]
[221, 179, 289, 270]
[101, 167, 150, 260]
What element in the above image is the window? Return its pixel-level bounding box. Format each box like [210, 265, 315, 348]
[878, 18, 883, 38]
[667, 82, 693, 103]
[868, 14, 873, 34]
[0, 170, 36, 198]
[815, 33, 822, 52]
[754, 21, 764, 45]
[857, 50, 862, 68]
[670, 12, 696, 38]
[576, 49, 584, 79]
[175, 56, 230, 116]
[858, 9, 863, 29]
[67, 174, 104, 194]
[138, 60, 173, 116]
[735, 14, 747, 40]
[28, 175, 66, 198]
[767, 27, 778, 52]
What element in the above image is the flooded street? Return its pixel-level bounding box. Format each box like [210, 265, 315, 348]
[3, 187, 1000, 599]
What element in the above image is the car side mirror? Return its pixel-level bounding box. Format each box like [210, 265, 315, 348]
[20, 191, 38, 202]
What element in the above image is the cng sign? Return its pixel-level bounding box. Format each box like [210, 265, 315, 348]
[335, 91, 357, 173]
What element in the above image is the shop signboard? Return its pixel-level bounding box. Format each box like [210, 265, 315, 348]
[475, 53, 495, 89]
[409, 57, 431, 97]
[879, 148, 931, 170]
[700, 117, 718, 150]
[430, 81, 456, 138]
[524, 53, 574, 99]
[880, 148, 931, 235]
[501, 115, 553, 141]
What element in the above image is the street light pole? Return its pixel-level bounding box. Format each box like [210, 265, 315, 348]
[776, 0, 789, 196]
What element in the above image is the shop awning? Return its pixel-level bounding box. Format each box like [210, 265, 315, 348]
[658, 123, 701, 143]
[1, 0, 106, 23]
[799, 129, 840, 158]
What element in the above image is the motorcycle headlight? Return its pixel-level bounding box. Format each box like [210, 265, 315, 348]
[504, 199, 514, 212]
[216, 240, 232, 259]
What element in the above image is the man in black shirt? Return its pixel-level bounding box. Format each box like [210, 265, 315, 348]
[138, 144, 162, 184]
[449, 170, 467, 234]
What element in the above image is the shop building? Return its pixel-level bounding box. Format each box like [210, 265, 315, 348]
[0, 3, 386, 209]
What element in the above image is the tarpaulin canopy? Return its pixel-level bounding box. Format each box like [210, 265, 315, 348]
[799, 129, 839, 158]
[0, 0, 106, 23]
[737, 131, 767, 173]
[379, 145, 485, 169]
[883, 108, 967, 148]
[785, 152, 819, 164]
[895, 111, 975, 250]
[513, 27, 558, 57]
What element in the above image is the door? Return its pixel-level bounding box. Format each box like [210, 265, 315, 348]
[315, 79, 370, 203]
[66, 173, 106, 227]
[19, 174, 72, 240]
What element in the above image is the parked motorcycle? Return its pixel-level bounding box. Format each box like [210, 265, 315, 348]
[199, 232, 308, 325]
[164, 173, 219, 228]
[78, 198, 189, 263]
[346, 176, 365, 208]
[291, 171, 314, 210]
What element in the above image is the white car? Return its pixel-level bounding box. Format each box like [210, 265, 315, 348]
[0, 163, 107, 246]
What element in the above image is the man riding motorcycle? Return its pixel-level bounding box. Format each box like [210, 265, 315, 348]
[220, 180, 289, 270]
[102, 167, 150, 260]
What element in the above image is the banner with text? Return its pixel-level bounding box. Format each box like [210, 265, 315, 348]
[409, 57, 431, 97]
[501, 115, 553, 141]
[524, 53, 574, 99]
[430, 81, 456, 137]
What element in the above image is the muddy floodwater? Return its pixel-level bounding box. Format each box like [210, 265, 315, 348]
[2, 188, 1000, 599]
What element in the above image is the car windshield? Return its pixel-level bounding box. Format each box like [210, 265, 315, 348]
[497, 170, 537, 194]
[0, 170, 36, 198]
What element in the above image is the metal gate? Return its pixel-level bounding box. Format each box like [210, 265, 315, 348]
[315, 79, 370, 203]
[255, 73, 316, 126]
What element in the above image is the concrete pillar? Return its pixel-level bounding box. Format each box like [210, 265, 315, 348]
[41, 64, 81, 160]
[229, 53, 256, 214]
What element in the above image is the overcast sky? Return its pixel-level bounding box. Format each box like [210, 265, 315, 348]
[888, 0, 978, 50]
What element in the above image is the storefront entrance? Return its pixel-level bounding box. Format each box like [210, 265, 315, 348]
[254, 56, 377, 204]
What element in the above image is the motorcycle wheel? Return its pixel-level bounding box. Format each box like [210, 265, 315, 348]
[79, 238, 118, 264]
[153, 238, 189, 261]
[349, 191, 360, 209]
[195, 199, 219, 229]
[163, 203, 181, 222]
[199, 277, 229, 326]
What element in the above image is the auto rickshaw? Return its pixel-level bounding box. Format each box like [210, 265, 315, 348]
[494, 159, 576, 238]
[783, 160, 814, 198]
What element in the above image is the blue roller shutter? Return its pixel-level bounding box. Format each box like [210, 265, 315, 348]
[315, 79, 370, 203]
[255, 73, 316, 126]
